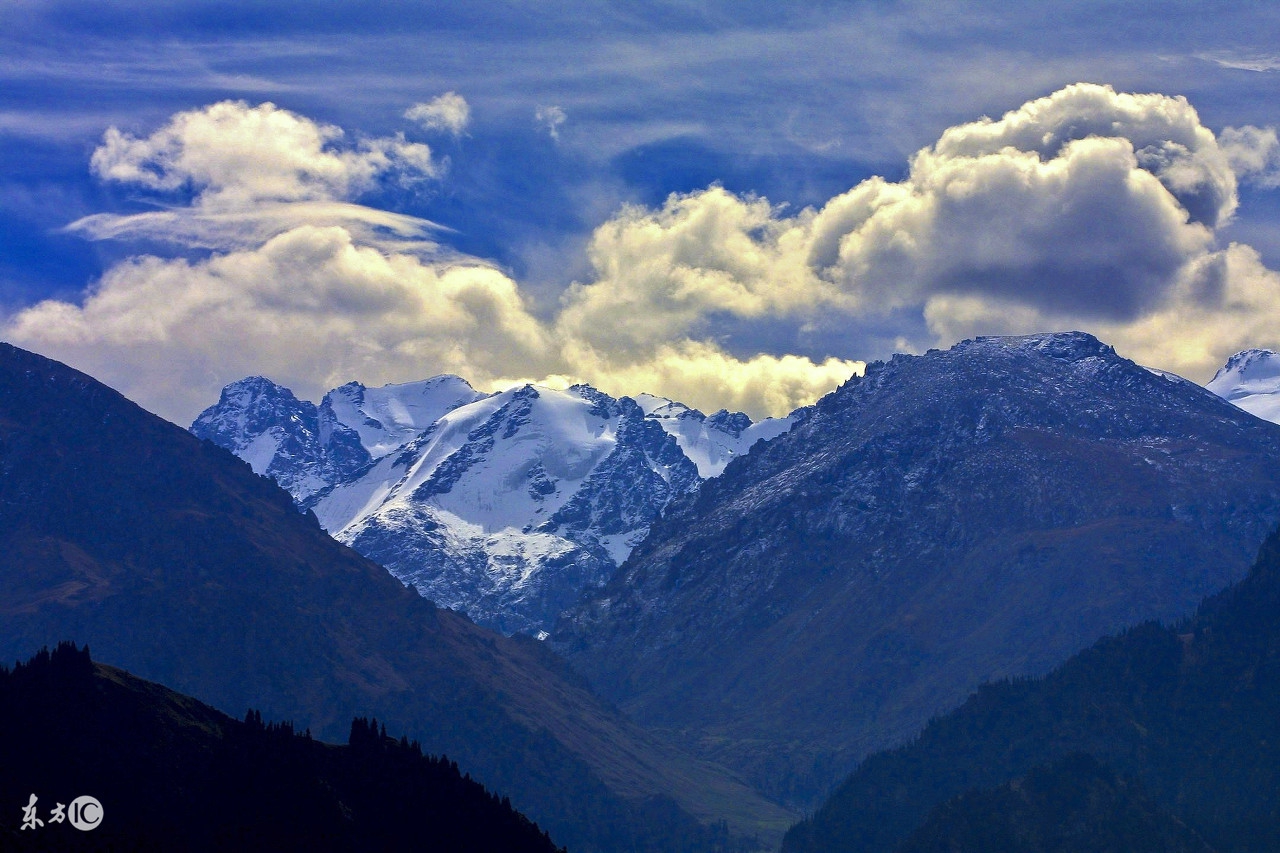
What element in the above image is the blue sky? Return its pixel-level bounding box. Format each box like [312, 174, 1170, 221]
[3, 1, 1280, 422]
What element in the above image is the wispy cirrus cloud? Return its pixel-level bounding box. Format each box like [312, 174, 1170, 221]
[66, 202, 444, 252]
[1196, 52, 1280, 73]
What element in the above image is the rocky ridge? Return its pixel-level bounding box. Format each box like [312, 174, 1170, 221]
[555, 332, 1280, 805]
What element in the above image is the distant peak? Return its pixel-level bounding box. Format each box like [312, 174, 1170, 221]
[427, 374, 474, 388]
[954, 331, 1115, 362]
[705, 409, 753, 437]
[1216, 348, 1279, 377]
[488, 383, 542, 407]
[1207, 349, 1280, 403]
[224, 375, 287, 392]
[323, 381, 366, 404]
[634, 394, 705, 421]
[632, 393, 673, 415]
[567, 383, 620, 412]
[377, 374, 475, 392]
[216, 376, 301, 404]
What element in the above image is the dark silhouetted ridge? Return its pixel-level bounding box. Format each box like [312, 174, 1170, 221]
[0, 342, 789, 851]
[0, 643, 564, 852]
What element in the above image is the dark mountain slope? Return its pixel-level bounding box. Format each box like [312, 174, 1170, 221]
[896, 753, 1213, 853]
[0, 642, 563, 852]
[782, 525, 1280, 852]
[0, 342, 791, 851]
[556, 332, 1280, 804]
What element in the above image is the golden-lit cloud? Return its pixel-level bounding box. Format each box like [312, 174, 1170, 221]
[9, 85, 1280, 424]
[6, 225, 551, 419]
[560, 83, 1280, 383]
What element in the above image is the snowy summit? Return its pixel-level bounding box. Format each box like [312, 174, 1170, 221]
[193, 375, 798, 634]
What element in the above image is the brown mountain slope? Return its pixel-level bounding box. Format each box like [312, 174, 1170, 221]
[0, 342, 792, 851]
[556, 332, 1280, 806]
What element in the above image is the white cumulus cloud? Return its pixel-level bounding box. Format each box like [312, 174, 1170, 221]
[91, 100, 437, 210]
[405, 92, 471, 136]
[535, 105, 567, 140]
[78, 100, 441, 250]
[1218, 125, 1280, 188]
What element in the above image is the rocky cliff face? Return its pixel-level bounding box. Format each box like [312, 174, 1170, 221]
[555, 332, 1280, 805]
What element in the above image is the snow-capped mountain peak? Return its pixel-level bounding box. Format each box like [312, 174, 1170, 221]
[192, 373, 801, 634]
[192, 376, 312, 472]
[632, 393, 796, 478]
[190, 376, 340, 497]
[313, 380, 702, 634]
[1208, 348, 1280, 396]
[1207, 348, 1280, 422]
[321, 375, 482, 459]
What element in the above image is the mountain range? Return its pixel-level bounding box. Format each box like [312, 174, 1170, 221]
[554, 332, 1280, 805]
[9, 330, 1280, 849]
[784, 514, 1280, 852]
[0, 342, 791, 852]
[192, 376, 792, 634]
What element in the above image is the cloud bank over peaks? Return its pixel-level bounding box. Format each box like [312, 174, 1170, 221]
[7, 84, 1280, 424]
[561, 83, 1280, 383]
[7, 98, 856, 422]
[6, 225, 553, 420]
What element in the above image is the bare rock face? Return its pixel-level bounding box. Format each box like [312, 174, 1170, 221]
[555, 332, 1280, 806]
